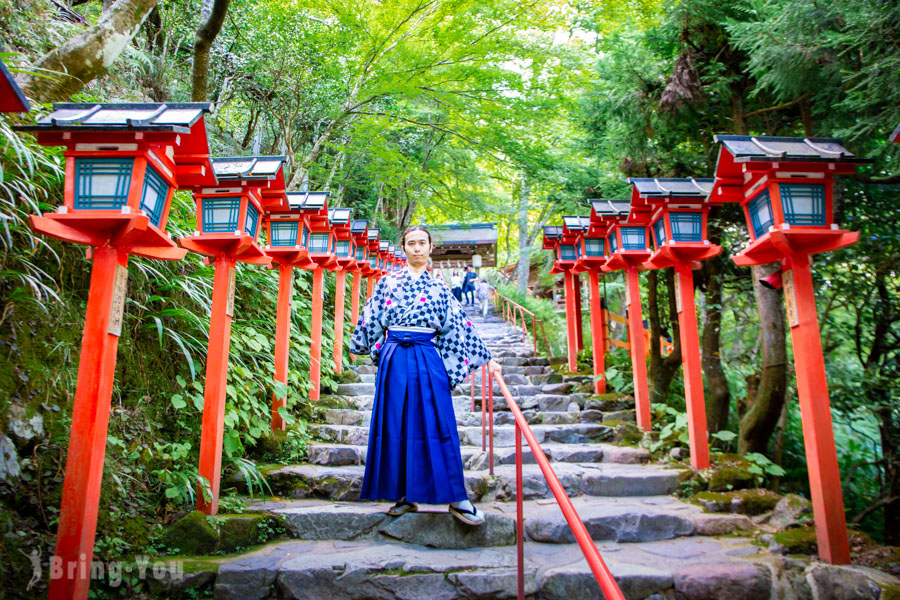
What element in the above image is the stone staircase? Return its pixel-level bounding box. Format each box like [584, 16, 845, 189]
[179, 308, 895, 600]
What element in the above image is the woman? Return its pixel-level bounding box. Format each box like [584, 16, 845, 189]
[476, 278, 492, 318]
[432, 267, 445, 284]
[350, 227, 502, 525]
[449, 269, 463, 302]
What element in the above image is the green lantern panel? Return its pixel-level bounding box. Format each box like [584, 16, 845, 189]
[308, 232, 329, 253]
[670, 212, 703, 242]
[139, 165, 169, 227]
[245, 203, 259, 238]
[779, 183, 826, 226]
[748, 189, 774, 238]
[74, 158, 134, 210]
[653, 218, 667, 248]
[584, 238, 605, 257]
[202, 197, 241, 233]
[620, 226, 646, 250]
[270, 221, 299, 246]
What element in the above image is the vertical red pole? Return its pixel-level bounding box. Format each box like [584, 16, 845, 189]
[478, 371, 484, 451]
[349, 272, 361, 361]
[784, 255, 850, 564]
[488, 372, 494, 476]
[674, 263, 710, 470]
[333, 270, 346, 375]
[588, 270, 607, 394]
[48, 246, 127, 600]
[272, 262, 293, 432]
[309, 267, 324, 402]
[625, 265, 651, 431]
[350, 272, 361, 330]
[563, 270, 578, 372]
[366, 275, 374, 300]
[197, 255, 236, 515]
[515, 421, 524, 600]
[573, 272, 584, 351]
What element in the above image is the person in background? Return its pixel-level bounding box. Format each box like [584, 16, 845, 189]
[433, 267, 445, 284]
[450, 269, 463, 302]
[476, 278, 492, 318]
[462, 265, 477, 305]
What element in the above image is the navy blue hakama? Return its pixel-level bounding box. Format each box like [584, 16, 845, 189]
[359, 329, 468, 504]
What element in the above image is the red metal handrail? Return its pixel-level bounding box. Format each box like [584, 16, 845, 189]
[485, 370, 625, 600]
[491, 291, 552, 357]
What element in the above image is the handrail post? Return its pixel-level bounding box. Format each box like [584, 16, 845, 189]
[488, 371, 494, 476]
[532, 315, 537, 357]
[470, 368, 475, 414]
[480, 369, 486, 451]
[515, 415, 524, 600]
[481, 365, 487, 452]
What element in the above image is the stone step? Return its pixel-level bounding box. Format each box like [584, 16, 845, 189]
[321, 404, 629, 429]
[181, 534, 856, 600]
[262, 462, 681, 502]
[310, 423, 617, 448]
[244, 496, 748, 548]
[308, 442, 650, 468]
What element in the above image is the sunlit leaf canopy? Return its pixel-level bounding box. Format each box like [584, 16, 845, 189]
[187, 0, 655, 238]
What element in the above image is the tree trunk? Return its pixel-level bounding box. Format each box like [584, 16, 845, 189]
[18, 0, 160, 102]
[515, 171, 531, 295]
[191, 0, 232, 102]
[738, 263, 788, 454]
[647, 269, 682, 404]
[701, 251, 731, 434]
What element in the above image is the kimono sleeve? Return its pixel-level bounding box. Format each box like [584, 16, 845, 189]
[349, 277, 389, 359]
[434, 285, 493, 388]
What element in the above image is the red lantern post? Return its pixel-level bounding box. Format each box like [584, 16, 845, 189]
[347, 220, 369, 361]
[631, 178, 721, 469]
[180, 156, 287, 515]
[595, 200, 653, 431]
[541, 225, 580, 372]
[365, 228, 380, 299]
[16, 102, 214, 600]
[288, 192, 337, 402]
[261, 196, 313, 431]
[576, 209, 618, 394]
[328, 207, 355, 374]
[711, 134, 871, 564]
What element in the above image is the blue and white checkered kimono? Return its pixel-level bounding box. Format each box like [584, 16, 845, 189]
[349, 267, 492, 503]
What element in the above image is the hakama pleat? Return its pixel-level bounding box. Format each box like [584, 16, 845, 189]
[360, 329, 468, 504]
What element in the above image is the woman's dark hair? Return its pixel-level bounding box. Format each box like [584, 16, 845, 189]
[401, 225, 432, 246]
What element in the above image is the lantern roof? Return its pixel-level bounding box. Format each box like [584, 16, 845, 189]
[541, 225, 563, 250]
[350, 219, 368, 234]
[379, 240, 390, 252]
[891, 124, 900, 143]
[367, 229, 379, 240]
[714, 135, 865, 164]
[17, 102, 217, 187]
[328, 208, 352, 224]
[589, 199, 631, 219]
[0, 57, 30, 113]
[212, 156, 285, 181]
[629, 178, 713, 201]
[562, 215, 590, 232]
[27, 102, 210, 131]
[287, 191, 329, 210]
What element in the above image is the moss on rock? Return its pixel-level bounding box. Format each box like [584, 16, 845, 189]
[694, 488, 780, 515]
[601, 420, 643, 446]
[162, 511, 219, 555]
[708, 466, 756, 492]
[773, 526, 818, 555]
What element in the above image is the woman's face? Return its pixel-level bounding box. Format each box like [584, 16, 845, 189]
[404, 230, 432, 267]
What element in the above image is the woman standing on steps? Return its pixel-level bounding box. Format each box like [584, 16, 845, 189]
[350, 226, 502, 526]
